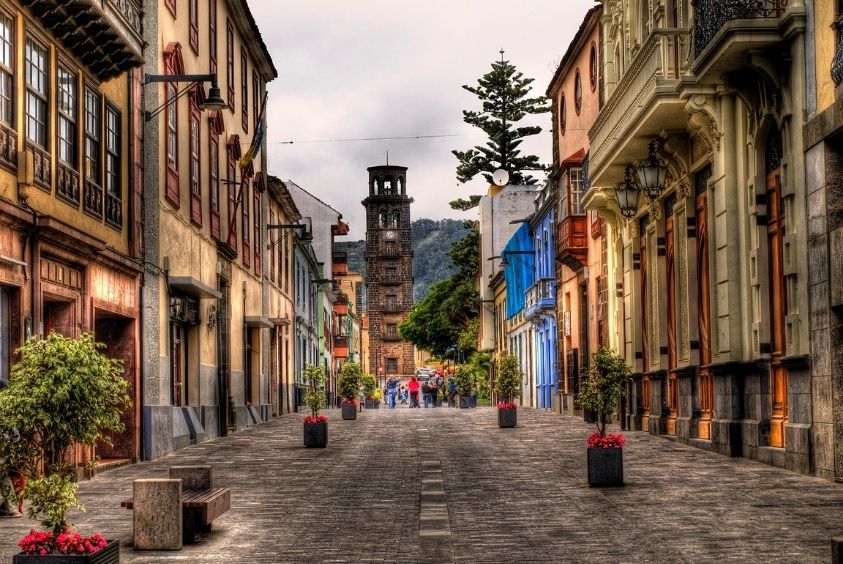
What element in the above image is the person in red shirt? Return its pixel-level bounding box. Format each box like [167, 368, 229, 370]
[408, 375, 420, 408]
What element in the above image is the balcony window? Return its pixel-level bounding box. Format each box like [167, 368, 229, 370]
[242, 179, 250, 267]
[209, 0, 217, 73]
[105, 106, 119, 197]
[25, 38, 48, 148]
[386, 358, 398, 372]
[0, 12, 13, 126]
[57, 67, 77, 168]
[241, 48, 248, 132]
[84, 88, 100, 183]
[189, 101, 201, 226]
[226, 20, 234, 110]
[570, 167, 583, 215]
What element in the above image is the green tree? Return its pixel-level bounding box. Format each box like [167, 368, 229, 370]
[576, 348, 632, 437]
[337, 362, 362, 402]
[451, 51, 550, 210]
[454, 365, 474, 396]
[302, 364, 326, 418]
[399, 279, 462, 356]
[494, 354, 523, 404]
[0, 331, 130, 477]
[360, 372, 378, 400]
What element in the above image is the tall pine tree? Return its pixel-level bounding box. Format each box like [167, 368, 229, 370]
[451, 50, 550, 210]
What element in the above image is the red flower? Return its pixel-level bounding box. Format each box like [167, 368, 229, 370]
[19, 530, 107, 555]
[587, 431, 626, 448]
[304, 415, 328, 424]
[497, 401, 517, 410]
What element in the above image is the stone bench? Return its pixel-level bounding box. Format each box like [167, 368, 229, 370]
[122, 466, 231, 548]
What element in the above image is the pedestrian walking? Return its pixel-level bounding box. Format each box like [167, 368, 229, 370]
[421, 380, 431, 408]
[0, 380, 22, 518]
[386, 377, 398, 409]
[358, 386, 365, 412]
[408, 376, 420, 408]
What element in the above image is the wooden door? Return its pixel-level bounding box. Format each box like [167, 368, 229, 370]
[767, 169, 788, 448]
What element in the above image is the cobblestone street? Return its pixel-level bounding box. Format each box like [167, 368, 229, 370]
[3, 407, 843, 562]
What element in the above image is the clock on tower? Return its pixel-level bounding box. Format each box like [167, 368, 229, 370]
[361, 165, 415, 385]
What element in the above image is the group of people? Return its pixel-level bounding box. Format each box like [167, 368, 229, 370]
[390, 371, 459, 409]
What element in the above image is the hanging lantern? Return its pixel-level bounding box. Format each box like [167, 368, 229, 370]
[614, 165, 641, 219]
[637, 140, 669, 199]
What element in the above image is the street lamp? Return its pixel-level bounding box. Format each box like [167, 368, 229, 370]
[143, 73, 227, 121]
[614, 165, 642, 219]
[636, 140, 669, 199]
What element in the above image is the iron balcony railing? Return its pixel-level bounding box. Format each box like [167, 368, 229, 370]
[524, 277, 555, 319]
[693, 0, 788, 58]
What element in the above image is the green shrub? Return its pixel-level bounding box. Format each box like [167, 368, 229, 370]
[337, 362, 362, 401]
[24, 474, 83, 534]
[454, 365, 474, 396]
[494, 354, 522, 403]
[576, 347, 632, 436]
[302, 364, 326, 418]
[361, 372, 377, 399]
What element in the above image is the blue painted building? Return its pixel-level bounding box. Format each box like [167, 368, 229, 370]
[526, 184, 557, 409]
[502, 223, 535, 406]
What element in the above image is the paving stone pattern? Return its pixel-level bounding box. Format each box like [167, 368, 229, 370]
[2, 407, 843, 562]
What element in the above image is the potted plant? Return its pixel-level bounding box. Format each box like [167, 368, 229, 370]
[302, 364, 327, 448]
[361, 373, 378, 409]
[455, 366, 473, 408]
[0, 332, 129, 563]
[576, 347, 632, 487]
[338, 362, 362, 420]
[494, 354, 522, 428]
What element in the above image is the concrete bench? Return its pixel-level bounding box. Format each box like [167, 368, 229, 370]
[122, 466, 231, 547]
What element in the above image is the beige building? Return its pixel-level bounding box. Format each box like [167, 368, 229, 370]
[141, 0, 276, 459]
[266, 176, 299, 416]
[0, 1, 144, 466]
[585, 0, 811, 473]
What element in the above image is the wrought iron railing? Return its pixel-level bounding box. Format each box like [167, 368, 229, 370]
[833, 39, 843, 86]
[694, 0, 788, 57]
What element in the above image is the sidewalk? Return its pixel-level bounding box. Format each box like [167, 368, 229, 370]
[1, 407, 842, 562]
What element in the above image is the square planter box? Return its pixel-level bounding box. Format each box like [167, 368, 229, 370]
[341, 404, 357, 420]
[459, 395, 471, 408]
[498, 407, 517, 428]
[303, 421, 327, 448]
[13, 539, 120, 564]
[587, 447, 624, 487]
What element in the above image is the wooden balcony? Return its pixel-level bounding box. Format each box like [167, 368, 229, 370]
[20, 0, 143, 81]
[557, 215, 588, 272]
[333, 293, 349, 316]
[334, 335, 349, 359]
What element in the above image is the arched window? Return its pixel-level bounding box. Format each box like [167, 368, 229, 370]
[559, 95, 566, 135]
[574, 69, 582, 115]
[589, 43, 598, 91]
[378, 209, 387, 228]
[384, 178, 393, 195]
[397, 178, 403, 194]
[391, 210, 400, 228]
[373, 178, 379, 195]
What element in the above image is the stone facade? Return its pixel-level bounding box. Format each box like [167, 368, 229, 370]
[363, 165, 414, 383]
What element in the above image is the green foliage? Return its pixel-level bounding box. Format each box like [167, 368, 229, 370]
[360, 373, 378, 399]
[0, 332, 130, 477]
[449, 196, 482, 211]
[494, 354, 523, 403]
[302, 364, 326, 418]
[454, 366, 474, 396]
[337, 362, 362, 401]
[576, 347, 632, 436]
[399, 280, 462, 356]
[452, 53, 550, 207]
[468, 352, 491, 398]
[458, 318, 480, 352]
[24, 474, 83, 534]
[447, 229, 479, 281]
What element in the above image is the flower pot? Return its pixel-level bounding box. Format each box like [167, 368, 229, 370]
[459, 395, 471, 408]
[303, 421, 327, 448]
[498, 407, 517, 428]
[341, 404, 357, 420]
[587, 447, 623, 487]
[13, 539, 120, 564]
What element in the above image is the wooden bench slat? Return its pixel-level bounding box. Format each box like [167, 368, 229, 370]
[121, 487, 230, 517]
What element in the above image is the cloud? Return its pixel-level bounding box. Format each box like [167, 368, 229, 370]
[253, 0, 597, 238]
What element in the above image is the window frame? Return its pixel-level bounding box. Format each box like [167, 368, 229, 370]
[56, 65, 77, 169]
[189, 92, 202, 227]
[574, 69, 582, 115]
[589, 42, 598, 92]
[84, 86, 101, 186]
[252, 70, 259, 132]
[209, 0, 217, 74]
[227, 156, 237, 249]
[209, 124, 220, 240]
[241, 48, 248, 132]
[569, 167, 584, 215]
[104, 102, 121, 228]
[253, 189, 261, 275]
[241, 178, 250, 267]
[559, 94, 566, 135]
[189, 0, 199, 54]
[226, 19, 234, 111]
[0, 10, 14, 129]
[24, 35, 49, 149]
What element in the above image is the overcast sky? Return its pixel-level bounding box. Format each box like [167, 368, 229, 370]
[250, 0, 598, 239]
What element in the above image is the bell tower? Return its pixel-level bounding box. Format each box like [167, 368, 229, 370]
[362, 165, 414, 384]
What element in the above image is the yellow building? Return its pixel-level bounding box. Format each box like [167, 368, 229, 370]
[585, 0, 811, 473]
[0, 2, 144, 465]
[141, 0, 276, 459]
[266, 176, 299, 416]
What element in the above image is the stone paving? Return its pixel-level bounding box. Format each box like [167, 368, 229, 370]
[3, 406, 843, 562]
